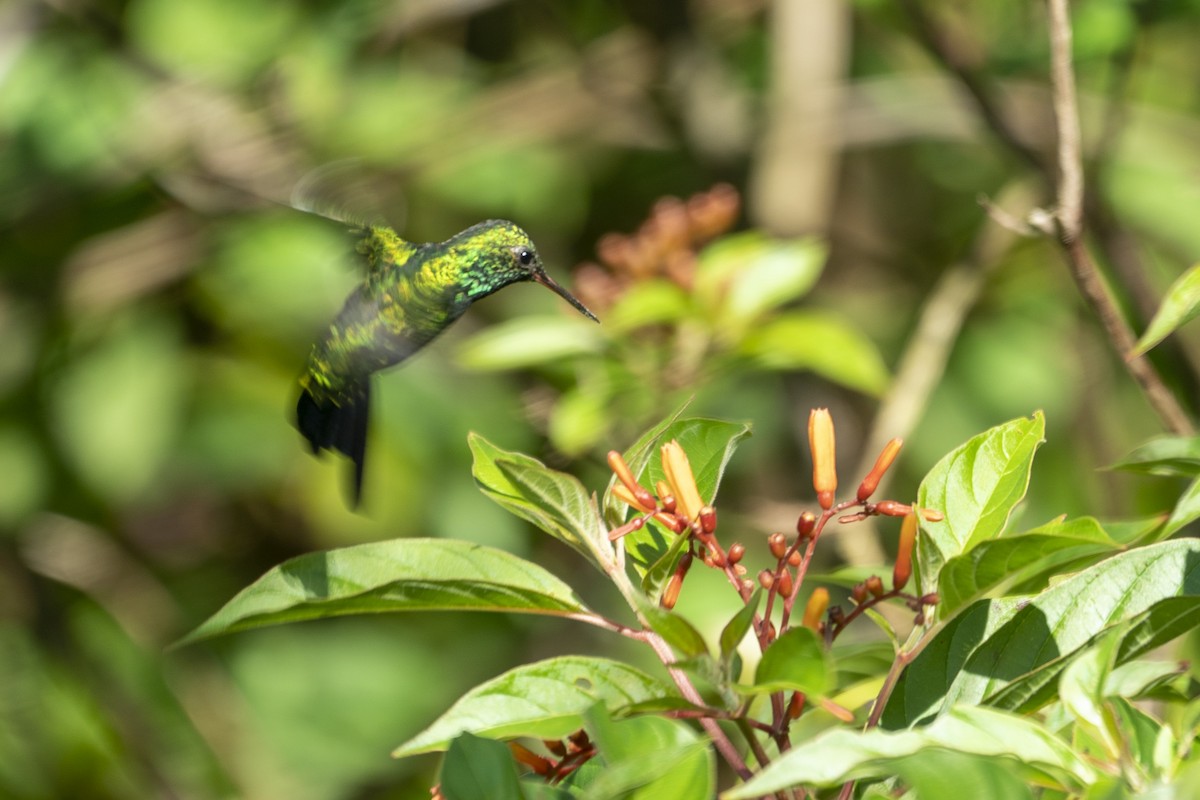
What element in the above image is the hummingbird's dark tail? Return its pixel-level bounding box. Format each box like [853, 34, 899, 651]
[296, 383, 370, 507]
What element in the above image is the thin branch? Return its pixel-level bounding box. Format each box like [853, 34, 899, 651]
[1048, 0, 1083, 241]
[604, 551, 756, 781]
[642, 630, 755, 781]
[1044, 0, 1194, 435]
[898, 0, 1193, 436]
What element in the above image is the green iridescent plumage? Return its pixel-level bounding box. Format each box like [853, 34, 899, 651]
[296, 219, 598, 505]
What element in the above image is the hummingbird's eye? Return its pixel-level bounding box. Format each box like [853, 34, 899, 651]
[517, 248, 534, 267]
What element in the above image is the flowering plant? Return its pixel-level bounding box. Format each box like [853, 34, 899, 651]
[183, 408, 1200, 798]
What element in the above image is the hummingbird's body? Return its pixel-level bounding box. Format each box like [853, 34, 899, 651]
[296, 219, 597, 505]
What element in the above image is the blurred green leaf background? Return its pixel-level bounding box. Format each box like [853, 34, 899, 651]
[3, 0, 1199, 796]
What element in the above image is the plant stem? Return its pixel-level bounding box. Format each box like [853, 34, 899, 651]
[605, 544, 755, 781]
[1043, 0, 1193, 435]
[641, 629, 754, 781]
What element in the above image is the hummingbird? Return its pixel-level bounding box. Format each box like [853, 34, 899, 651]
[296, 219, 599, 506]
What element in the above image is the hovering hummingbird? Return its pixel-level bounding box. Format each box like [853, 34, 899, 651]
[296, 219, 599, 505]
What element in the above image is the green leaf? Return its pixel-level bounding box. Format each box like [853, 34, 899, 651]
[582, 706, 714, 800]
[393, 657, 676, 757]
[986, 595, 1200, 715]
[1109, 698, 1173, 778]
[639, 531, 691, 600]
[51, 313, 186, 502]
[882, 538, 1200, 728]
[737, 310, 890, 396]
[723, 706, 1094, 798]
[892, 750, 1034, 800]
[457, 316, 605, 371]
[1103, 659, 1187, 701]
[917, 412, 1045, 596]
[719, 591, 760, 662]
[1164, 476, 1200, 536]
[1108, 435, 1200, 478]
[439, 733, 525, 800]
[749, 627, 831, 696]
[936, 516, 1117, 616]
[520, 782, 573, 800]
[605, 416, 751, 583]
[638, 602, 709, 658]
[178, 539, 589, 646]
[1059, 630, 1123, 758]
[470, 433, 612, 570]
[696, 232, 825, 323]
[605, 280, 691, 333]
[832, 641, 897, 687]
[549, 387, 611, 457]
[1132, 263, 1200, 356]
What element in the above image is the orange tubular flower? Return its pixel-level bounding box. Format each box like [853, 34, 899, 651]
[612, 484, 655, 514]
[660, 440, 705, 523]
[857, 438, 903, 502]
[607, 450, 657, 510]
[808, 409, 837, 509]
[802, 587, 830, 631]
[893, 513, 918, 591]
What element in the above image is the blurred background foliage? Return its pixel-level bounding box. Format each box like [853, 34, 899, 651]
[2, 0, 1200, 797]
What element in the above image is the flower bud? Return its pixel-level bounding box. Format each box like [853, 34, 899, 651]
[892, 513, 917, 591]
[874, 500, 912, 517]
[608, 515, 646, 541]
[653, 511, 687, 534]
[661, 440, 705, 523]
[728, 543, 745, 564]
[788, 691, 806, 719]
[808, 409, 837, 509]
[857, 438, 903, 502]
[769, 532, 787, 559]
[777, 568, 794, 597]
[796, 511, 816, 540]
[757, 570, 774, 590]
[667, 554, 696, 609]
[740, 578, 755, 593]
[921, 508, 945, 523]
[699, 505, 717, 535]
[851, 583, 867, 604]
[661, 572, 684, 609]
[802, 587, 829, 631]
[613, 484, 655, 514]
[787, 549, 802, 567]
[865, 575, 884, 598]
[921, 592, 940, 606]
[544, 739, 567, 757]
[608, 451, 645, 499]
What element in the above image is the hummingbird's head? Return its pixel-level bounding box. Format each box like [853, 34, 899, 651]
[458, 220, 599, 322]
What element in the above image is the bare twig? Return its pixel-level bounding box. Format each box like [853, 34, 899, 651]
[1048, 0, 1083, 241]
[898, 0, 1193, 436]
[1044, 0, 1193, 435]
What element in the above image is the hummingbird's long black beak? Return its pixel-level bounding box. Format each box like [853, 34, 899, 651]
[533, 270, 600, 323]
